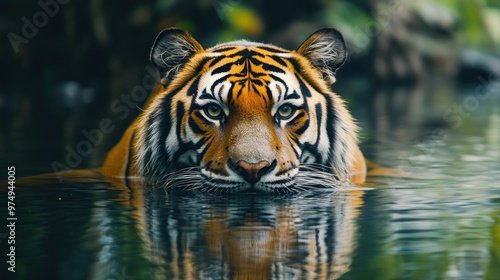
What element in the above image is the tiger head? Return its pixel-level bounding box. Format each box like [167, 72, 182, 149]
[133, 28, 363, 192]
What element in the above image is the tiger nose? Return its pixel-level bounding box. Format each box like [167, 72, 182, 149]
[231, 160, 274, 184]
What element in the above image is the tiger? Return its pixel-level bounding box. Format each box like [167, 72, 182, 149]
[101, 27, 367, 193]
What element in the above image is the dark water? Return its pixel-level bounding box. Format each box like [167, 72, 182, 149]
[1, 81, 500, 280]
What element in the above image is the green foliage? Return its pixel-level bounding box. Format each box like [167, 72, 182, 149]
[321, 0, 499, 53]
[433, 0, 499, 50]
[155, 0, 180, 13]
[320, 1, 374, 54]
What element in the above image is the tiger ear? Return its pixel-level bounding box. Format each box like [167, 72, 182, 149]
[297, 28, 347, 85]
[150, 28, 204, 85]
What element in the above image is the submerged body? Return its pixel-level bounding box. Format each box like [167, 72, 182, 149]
[102, 28, 367, 192]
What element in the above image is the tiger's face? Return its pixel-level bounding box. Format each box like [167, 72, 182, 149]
[135, 28, 359, 192]
[193, 46, 317, 192]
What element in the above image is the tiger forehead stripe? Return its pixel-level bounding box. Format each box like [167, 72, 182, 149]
[204, 48, 293, 77]
[197, 47, 309, 107]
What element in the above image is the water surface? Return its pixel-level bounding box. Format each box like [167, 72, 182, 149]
[2, 81, 500, 279]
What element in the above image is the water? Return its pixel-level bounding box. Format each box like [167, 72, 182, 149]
[1, 81, 500, 279]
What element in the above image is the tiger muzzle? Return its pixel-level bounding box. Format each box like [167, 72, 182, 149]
[228, 159, 276, 184]
[226, 119, 278, 184]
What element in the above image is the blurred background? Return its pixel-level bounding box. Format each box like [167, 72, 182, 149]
[2, 2, 500, 279]
[1, 0, 499, 175]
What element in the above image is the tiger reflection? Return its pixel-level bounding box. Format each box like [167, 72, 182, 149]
[86, 178, 363, 280]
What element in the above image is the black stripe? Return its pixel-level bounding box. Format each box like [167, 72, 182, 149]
[234, 49, 265, 59]
[248, 69, 266, 78]
[302, 143, 320, 163]
[269, 74, 289, 96]
[155, 95, 174, 171]
[251, 84, 261, 96]
[289, 137, 302, 159]
[211, 62, 233, 75]
[165, 60, 204, 95]
[315, 103, 323, 147]
[208, 55, 226, 68]
[172, 140, 205, 169]
[251, 79, 263, 86]
[227, 83, 236, 105]
[299, 103, 323, 163]
[196, 138, 213, 163]
[275, 165, 297, 176]
[271, 55, 288, 67]
[262, 62, 286, 74]
[286, 91, 300, 99]
[290, 111, 306, 122]
[325, 96, 336, 164]
[190, 111, 210, 133]
[296, 75, 312, 97]
[212, 46, 238, 53]
[195, 57, 211, 75]
[210, 74, 231, 94]
[265, 86, 274, 102]
[124, 131, 135, 190]
[249, 56, 262, 66]
[186, 76, 200, 96]
[269, 73, 286, 84]
[146, 94, 173, 173]
[288, 57, 302, 73]
[144, 117, 155, 169]
[236, 82, 245, 98]
[176, 101, 186, 145]
[200, 175, 234, 185]
[199, 89, 215, 100]
[294, 118, 309, 135]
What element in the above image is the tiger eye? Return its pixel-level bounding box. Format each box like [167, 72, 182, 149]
[205, 104, 222, 119]
[277, 105, 294, 119]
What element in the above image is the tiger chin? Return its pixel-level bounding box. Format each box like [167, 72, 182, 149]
[101, 27, 367, 193]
